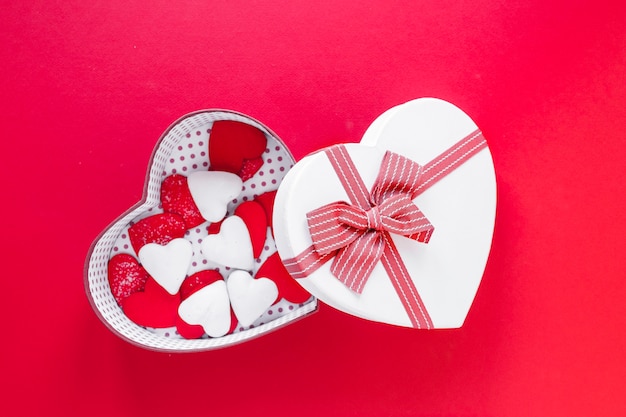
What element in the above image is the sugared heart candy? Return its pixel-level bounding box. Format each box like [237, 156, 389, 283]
[161, 174, 205, 229]
[128, 213, 186, 254]
[107, 254, 149, 305]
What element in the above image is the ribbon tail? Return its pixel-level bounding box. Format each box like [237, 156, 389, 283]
[380, 232, 433, 329]
[330, 231, 385, 294]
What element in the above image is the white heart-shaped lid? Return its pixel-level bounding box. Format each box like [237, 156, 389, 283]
[273, 97, 496, 329]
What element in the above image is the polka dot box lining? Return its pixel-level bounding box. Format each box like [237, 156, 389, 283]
[84, 110, 317, 352]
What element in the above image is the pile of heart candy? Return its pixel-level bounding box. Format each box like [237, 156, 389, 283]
[107, 121, 311, 339]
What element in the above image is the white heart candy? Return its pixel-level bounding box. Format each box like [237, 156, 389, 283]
[138, 238, 192, 295]
[274, 98, 496, 329]
[227, 270, 278, 327]
[201, 215, 254, 270]
[188, 171, 243, 223]
[178, 280, 231, 338]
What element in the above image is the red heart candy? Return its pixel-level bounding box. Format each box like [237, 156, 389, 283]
[234, 201, 267, 259]
[128, 213, 186, 254]
[122, 277, 180, 328]
[176, 270, 238, 339]
[209, 120, 267, 174]
[238, 156, 264, 182]
[107, 254, 149, 305]
[255, 190, 277, 229]
[256, 253, 311, 304]
[160, 174, 204, 229]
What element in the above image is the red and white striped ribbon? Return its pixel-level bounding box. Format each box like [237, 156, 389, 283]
[282, 129, 487, 328]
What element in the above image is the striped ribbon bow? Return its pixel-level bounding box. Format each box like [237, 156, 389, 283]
[306, 150, 434, 294]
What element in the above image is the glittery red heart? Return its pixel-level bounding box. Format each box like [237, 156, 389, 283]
[128, 213, 187, 254]
[160, 174, 204, 229]
[107, 254, 149, 305]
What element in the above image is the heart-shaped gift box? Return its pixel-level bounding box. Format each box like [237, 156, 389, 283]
[84, 111, 317, 352]
[85, 98, 496, 352]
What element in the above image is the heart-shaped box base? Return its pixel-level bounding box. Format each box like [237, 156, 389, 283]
[85, 110, 317, 352]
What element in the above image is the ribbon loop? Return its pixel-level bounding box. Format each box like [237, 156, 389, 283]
[307, 202, 367, 255]
[370, 150, 424, 204]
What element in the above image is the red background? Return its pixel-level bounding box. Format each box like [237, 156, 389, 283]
[2, 1, 626, 416]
